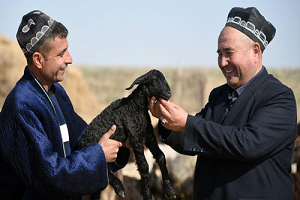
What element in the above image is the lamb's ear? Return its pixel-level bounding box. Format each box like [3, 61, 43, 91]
[125, 73, 148, 90]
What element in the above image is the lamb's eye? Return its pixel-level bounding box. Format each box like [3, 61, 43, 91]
[152, 79, 159, 86]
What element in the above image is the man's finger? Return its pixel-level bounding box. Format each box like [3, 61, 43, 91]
[105, 125, 116, 138]
[160, 99, 174, 112]
[149, 96, 161, 118]
[149, 97, 155, 110]
[159, 103, 171, 119]
[160, 98, 168, 106]
[151, 96, 156, 103]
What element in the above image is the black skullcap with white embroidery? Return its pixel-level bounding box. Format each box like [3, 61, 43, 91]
[225, 7, 276, 53]
[16, 10, 57, 57]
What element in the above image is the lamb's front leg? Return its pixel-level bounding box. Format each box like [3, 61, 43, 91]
[130, 140, 152, 200]
[107, 164, 126, 198]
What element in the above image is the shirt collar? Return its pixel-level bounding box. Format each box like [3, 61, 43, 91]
[232, 66, 265, 96]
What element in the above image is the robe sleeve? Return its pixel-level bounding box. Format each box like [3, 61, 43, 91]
[1, 106, 109, 197]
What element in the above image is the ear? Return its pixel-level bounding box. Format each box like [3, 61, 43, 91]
[125, 73, 148, 90]
[252, 42, 261, 63]
[32, 52, 45, 69]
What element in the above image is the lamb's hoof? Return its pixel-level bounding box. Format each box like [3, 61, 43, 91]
[113, 184, 126, 198]
[166, 195, 177, 200]
[118, 190, 126, 198]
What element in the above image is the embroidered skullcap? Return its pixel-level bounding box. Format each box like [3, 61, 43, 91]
[225, 7, 276, 53]
[16, 10, 57, 56]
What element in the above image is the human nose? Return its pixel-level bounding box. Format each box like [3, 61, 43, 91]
[218, 55, 228, 68]
[65, 50, 73, 64]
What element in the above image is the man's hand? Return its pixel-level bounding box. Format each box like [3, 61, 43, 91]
[149, 96, 161, 119]
[149, 97, 188, 132]
[98, 125, 122, 163]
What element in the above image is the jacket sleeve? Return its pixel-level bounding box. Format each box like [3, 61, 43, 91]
[183, 85, 298, 162]
[157, 91, 212, 156]
[0, 104, 108, 198]
[160, 83, 297, 163]
[158, 104, 209, 156]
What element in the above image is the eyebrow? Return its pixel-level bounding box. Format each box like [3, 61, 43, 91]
[217, 47, 235, 53]
[57, 47, 68, 56]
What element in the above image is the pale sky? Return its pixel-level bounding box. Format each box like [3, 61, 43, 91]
[1, 0, 299, 68]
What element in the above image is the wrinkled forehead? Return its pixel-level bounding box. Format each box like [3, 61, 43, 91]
[218, 26, 251, 50]
[219, 27, 241, 41]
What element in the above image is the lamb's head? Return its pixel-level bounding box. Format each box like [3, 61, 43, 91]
[126, 69, 171, 100]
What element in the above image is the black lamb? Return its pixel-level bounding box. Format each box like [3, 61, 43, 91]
[80, 69, 176, 200]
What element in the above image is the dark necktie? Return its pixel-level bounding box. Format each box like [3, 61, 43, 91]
[225, 90, 238, 115]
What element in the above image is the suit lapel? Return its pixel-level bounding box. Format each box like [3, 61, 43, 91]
[222, 68, 269, 125]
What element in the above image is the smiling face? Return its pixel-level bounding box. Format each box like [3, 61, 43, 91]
[32, 36, 72, 91]
[217, 26, 262, 90]
[42, 37, 72, 83]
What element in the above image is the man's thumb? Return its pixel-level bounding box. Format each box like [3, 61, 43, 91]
[106, 125, 116, 137]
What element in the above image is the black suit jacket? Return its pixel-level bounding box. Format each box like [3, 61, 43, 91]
[160, 68, 298, 200]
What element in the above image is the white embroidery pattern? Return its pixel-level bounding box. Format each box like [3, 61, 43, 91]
[22, 19, 35, 33]
[22, 16, 54, 53]
[227, 16, 268, 48]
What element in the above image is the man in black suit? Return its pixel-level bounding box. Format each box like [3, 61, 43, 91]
[149, 7, 298, 200]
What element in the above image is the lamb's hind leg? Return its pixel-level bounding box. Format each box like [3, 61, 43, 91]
[145, 128, 176, 199]
[130, 141, 153, 200]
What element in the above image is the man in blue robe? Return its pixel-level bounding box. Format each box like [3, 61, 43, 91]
[0, 10, 128, 199]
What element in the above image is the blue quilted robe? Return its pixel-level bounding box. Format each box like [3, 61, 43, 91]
[0, 67, 109, 199]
